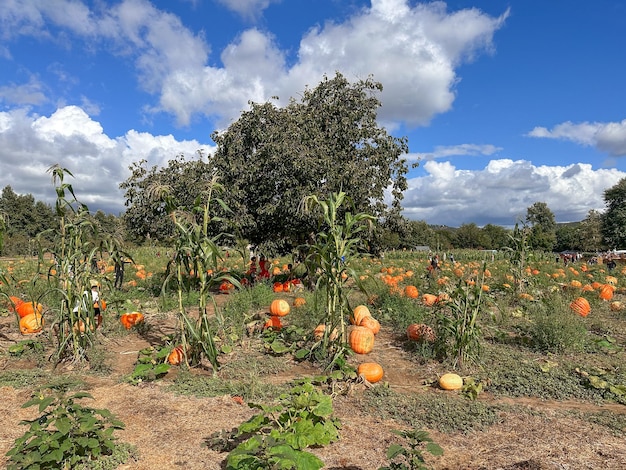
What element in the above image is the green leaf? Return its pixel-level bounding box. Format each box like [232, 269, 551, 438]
[386, 444, 407, 459]
[426, 442, 444, 456]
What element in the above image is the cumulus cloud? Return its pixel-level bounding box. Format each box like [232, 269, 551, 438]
[0, 0, 508, 127]
[528, 120, 626, 157]
[0, 106, 214, 214]
[402, 159, 625, 227]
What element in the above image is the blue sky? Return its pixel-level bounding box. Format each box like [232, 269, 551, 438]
[1, 0, 625, 228]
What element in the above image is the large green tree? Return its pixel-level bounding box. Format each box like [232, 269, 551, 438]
[579, 209, 605, 252]
[526, 202, 556, 251]
[602, 178, 626, 249]
[120, 154, 214, 242]
[210, 72, 409, 252]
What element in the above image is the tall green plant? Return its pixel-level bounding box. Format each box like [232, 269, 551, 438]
[435, 266, 488, 369]
[40, 165, 104, 364]
[301, 192, 374, 364]
[502, 223, 533, 294]
[157, 174, 237, 371]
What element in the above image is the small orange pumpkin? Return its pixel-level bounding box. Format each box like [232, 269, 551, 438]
[269, 299, 290, 317]
[272, 282, 284, 293]
[264, 316, 283, 330]
[439, 373, 463, 390]
[569, 297, 590, 317]
[360, 316, 381, 335]
[8, 296, 24, 312]
[313, 324, 338, 341]
[167, 346, 185, 365]
[350, 305, 372, 325]
[20, 312, 44, 335]
[293, 297, 306, 308]
[358, 362, 384, 383]
[404, 285, 419, 299]
[120, 312, 145, 329]
[599, 284, 615, 301]
[406, 323, 436, 343]
[16, 301, 44, 319]
[422, 294, 438, 306]
[349, 326, 375, 354]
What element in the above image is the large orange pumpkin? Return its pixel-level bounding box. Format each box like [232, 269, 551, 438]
[569, 297, 591, 317]
[120, 312, 145, 329]
[350, 305, 372, 325]
[16, 301, 44, 319]
[269, 299, 290, 317]
[358, 362, 384, 383]
[349, 326, 375, 354]
[20, 312, 44, 335]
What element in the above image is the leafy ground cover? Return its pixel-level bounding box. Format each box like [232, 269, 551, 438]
[1, 248, 626, 469]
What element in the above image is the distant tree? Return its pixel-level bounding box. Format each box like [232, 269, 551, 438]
[454, 223, 486, 249]
[602, 178, 626, 249]
[0, 186, 56, 255]
[579, 209, 606, 252]
[480, 224, 509, 250]
[210, 72, 409, 253]
[404, 220, 438, 248]
[526, 202, 556, 251]
[554, 224, 581, 252]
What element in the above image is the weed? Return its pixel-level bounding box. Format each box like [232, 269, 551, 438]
[379, 428, 443, 470]
[5, 383, 128, 470]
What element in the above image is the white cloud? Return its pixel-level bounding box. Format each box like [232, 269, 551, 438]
[0, 0, 508, 128]
[528, 120, 626, 157]
[412, 143, 502, 161]
[215, 0, 279, 21]
[0, 106, 214, 214]
[402, 159, 625, 227]
[0, 77, 47, 106]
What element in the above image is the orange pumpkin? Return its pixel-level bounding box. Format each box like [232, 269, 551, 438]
[120, 312, 145, 329]
[73, 315, 102, 334]
[264, 316, 283, 330]
[360, 316, 381, 335]
[94, 299, 106, 311]
[16, 301, 44, 319]
[269, 299, 290, 317]
[404, 285, 419, 299]
[439, 373, 463, 390]
[282, 282, 291, 292]
[7, 296, 24, 312]
[569, 297, 591, 317]
[599, 284, 615, 301]
[349, 326, 375, 354]
[406, 323, 436, 343]
[293, 297, 306, 308]
[272, 282, 284, 293]
[19, 312, 44, 335]
[313, 324, 338, 341]
[422, 294, 438, 306]
[358, 362, 384, 383]
[350, 305, 372, 325]
[167, 346, 185, 365]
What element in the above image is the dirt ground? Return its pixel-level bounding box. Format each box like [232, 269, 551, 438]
[1, 298, 626, 470]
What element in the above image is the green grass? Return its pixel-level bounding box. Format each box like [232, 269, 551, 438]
[361, 385, 501, 434]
